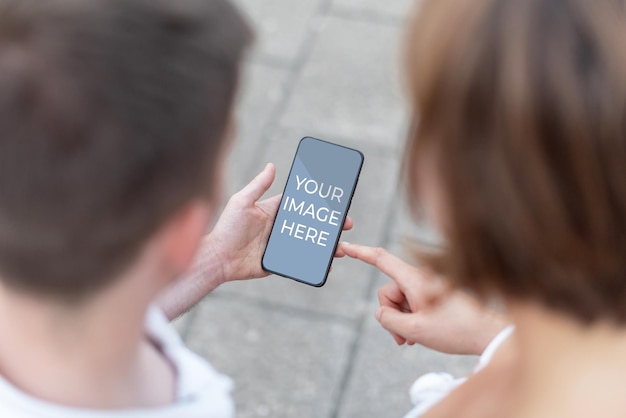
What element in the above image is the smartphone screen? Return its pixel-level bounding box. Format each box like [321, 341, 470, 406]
[262, 137, 364, 287]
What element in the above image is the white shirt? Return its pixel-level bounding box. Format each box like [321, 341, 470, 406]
[0, 306, 235, 418]
[404, 326, 515, 418]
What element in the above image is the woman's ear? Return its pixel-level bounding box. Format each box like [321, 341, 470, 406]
[157, 200, 213, 278]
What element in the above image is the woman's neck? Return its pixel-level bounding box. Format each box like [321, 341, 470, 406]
[509, 302, 626, 418]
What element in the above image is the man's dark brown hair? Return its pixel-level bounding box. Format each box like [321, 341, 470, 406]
[0, 0, 252, 300]
[405, 0, 626, 323]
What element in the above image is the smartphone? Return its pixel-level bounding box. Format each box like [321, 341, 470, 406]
[262, 137, 364, 287]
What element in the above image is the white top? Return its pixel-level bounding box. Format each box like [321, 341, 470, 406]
[0, 306, 235, 418]
[404, 326, 515, 418]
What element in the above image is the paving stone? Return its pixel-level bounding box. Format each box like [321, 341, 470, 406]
[227, 62, 289, 192]
[278, 16, 408, 147]
[234, 0, 325, 64]
[215, 130, 401, 320]
[245, 126, 401, 203]
[388, 199, 443, 258]
[331, 0, 415, 20]
[184, 296, 355, 418]
[171, 313, 191, 335]
[336, 284, 477, 418]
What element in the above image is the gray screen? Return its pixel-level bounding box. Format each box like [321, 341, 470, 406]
[262, 137, 363, 286]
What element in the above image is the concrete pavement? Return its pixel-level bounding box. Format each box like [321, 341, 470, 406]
[176, 1, 477, 417]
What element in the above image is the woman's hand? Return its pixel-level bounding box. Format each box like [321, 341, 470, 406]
[340, 242, 508, 356]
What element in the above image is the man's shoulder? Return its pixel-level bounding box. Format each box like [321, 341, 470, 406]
[0, 306, 234, 418]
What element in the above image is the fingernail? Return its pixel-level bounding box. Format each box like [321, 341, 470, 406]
[375, 307, 382, 321]
[341, 241, 350, 246]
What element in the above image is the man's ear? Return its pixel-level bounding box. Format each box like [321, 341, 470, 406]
[157, 200, 213, 278]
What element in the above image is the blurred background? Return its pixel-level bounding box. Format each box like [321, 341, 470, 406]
[174, 0, 477, 417]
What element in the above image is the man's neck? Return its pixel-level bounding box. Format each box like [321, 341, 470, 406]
[509, 303, 626, 418]
[0, 267, 175, 410]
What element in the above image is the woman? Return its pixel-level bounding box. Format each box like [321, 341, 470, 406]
[341, 0, 626, 416]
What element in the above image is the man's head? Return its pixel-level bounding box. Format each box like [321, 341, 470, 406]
[0, 0, 252, 301]
[404, 0, 626, 323]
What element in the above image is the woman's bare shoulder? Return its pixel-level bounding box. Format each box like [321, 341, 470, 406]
[423, 334, 519, 418]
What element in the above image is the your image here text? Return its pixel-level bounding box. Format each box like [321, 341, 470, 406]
[279, 176, 345, 247]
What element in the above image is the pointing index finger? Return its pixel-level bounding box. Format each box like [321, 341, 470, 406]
[340, 242, 417, 287]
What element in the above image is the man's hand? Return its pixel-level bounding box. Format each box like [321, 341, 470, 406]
[209, 163, 353, 283]
[207, 163, 280, 284]
[158, 163, 353, 320]
[340, 242, 508, 356]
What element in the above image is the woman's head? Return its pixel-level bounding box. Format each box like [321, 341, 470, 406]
[404, 0, 626, 323]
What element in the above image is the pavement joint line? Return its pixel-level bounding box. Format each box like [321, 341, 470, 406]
[328, 186, 401, 418]
[208, 289, 360, 328]
[240, 0, 336, 182]
[249, 53, 294, 70]
[328, 7, 407, 27]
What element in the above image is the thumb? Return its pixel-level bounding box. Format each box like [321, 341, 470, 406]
[376, 306, 418, 344]
[238, 163, 276, 205]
